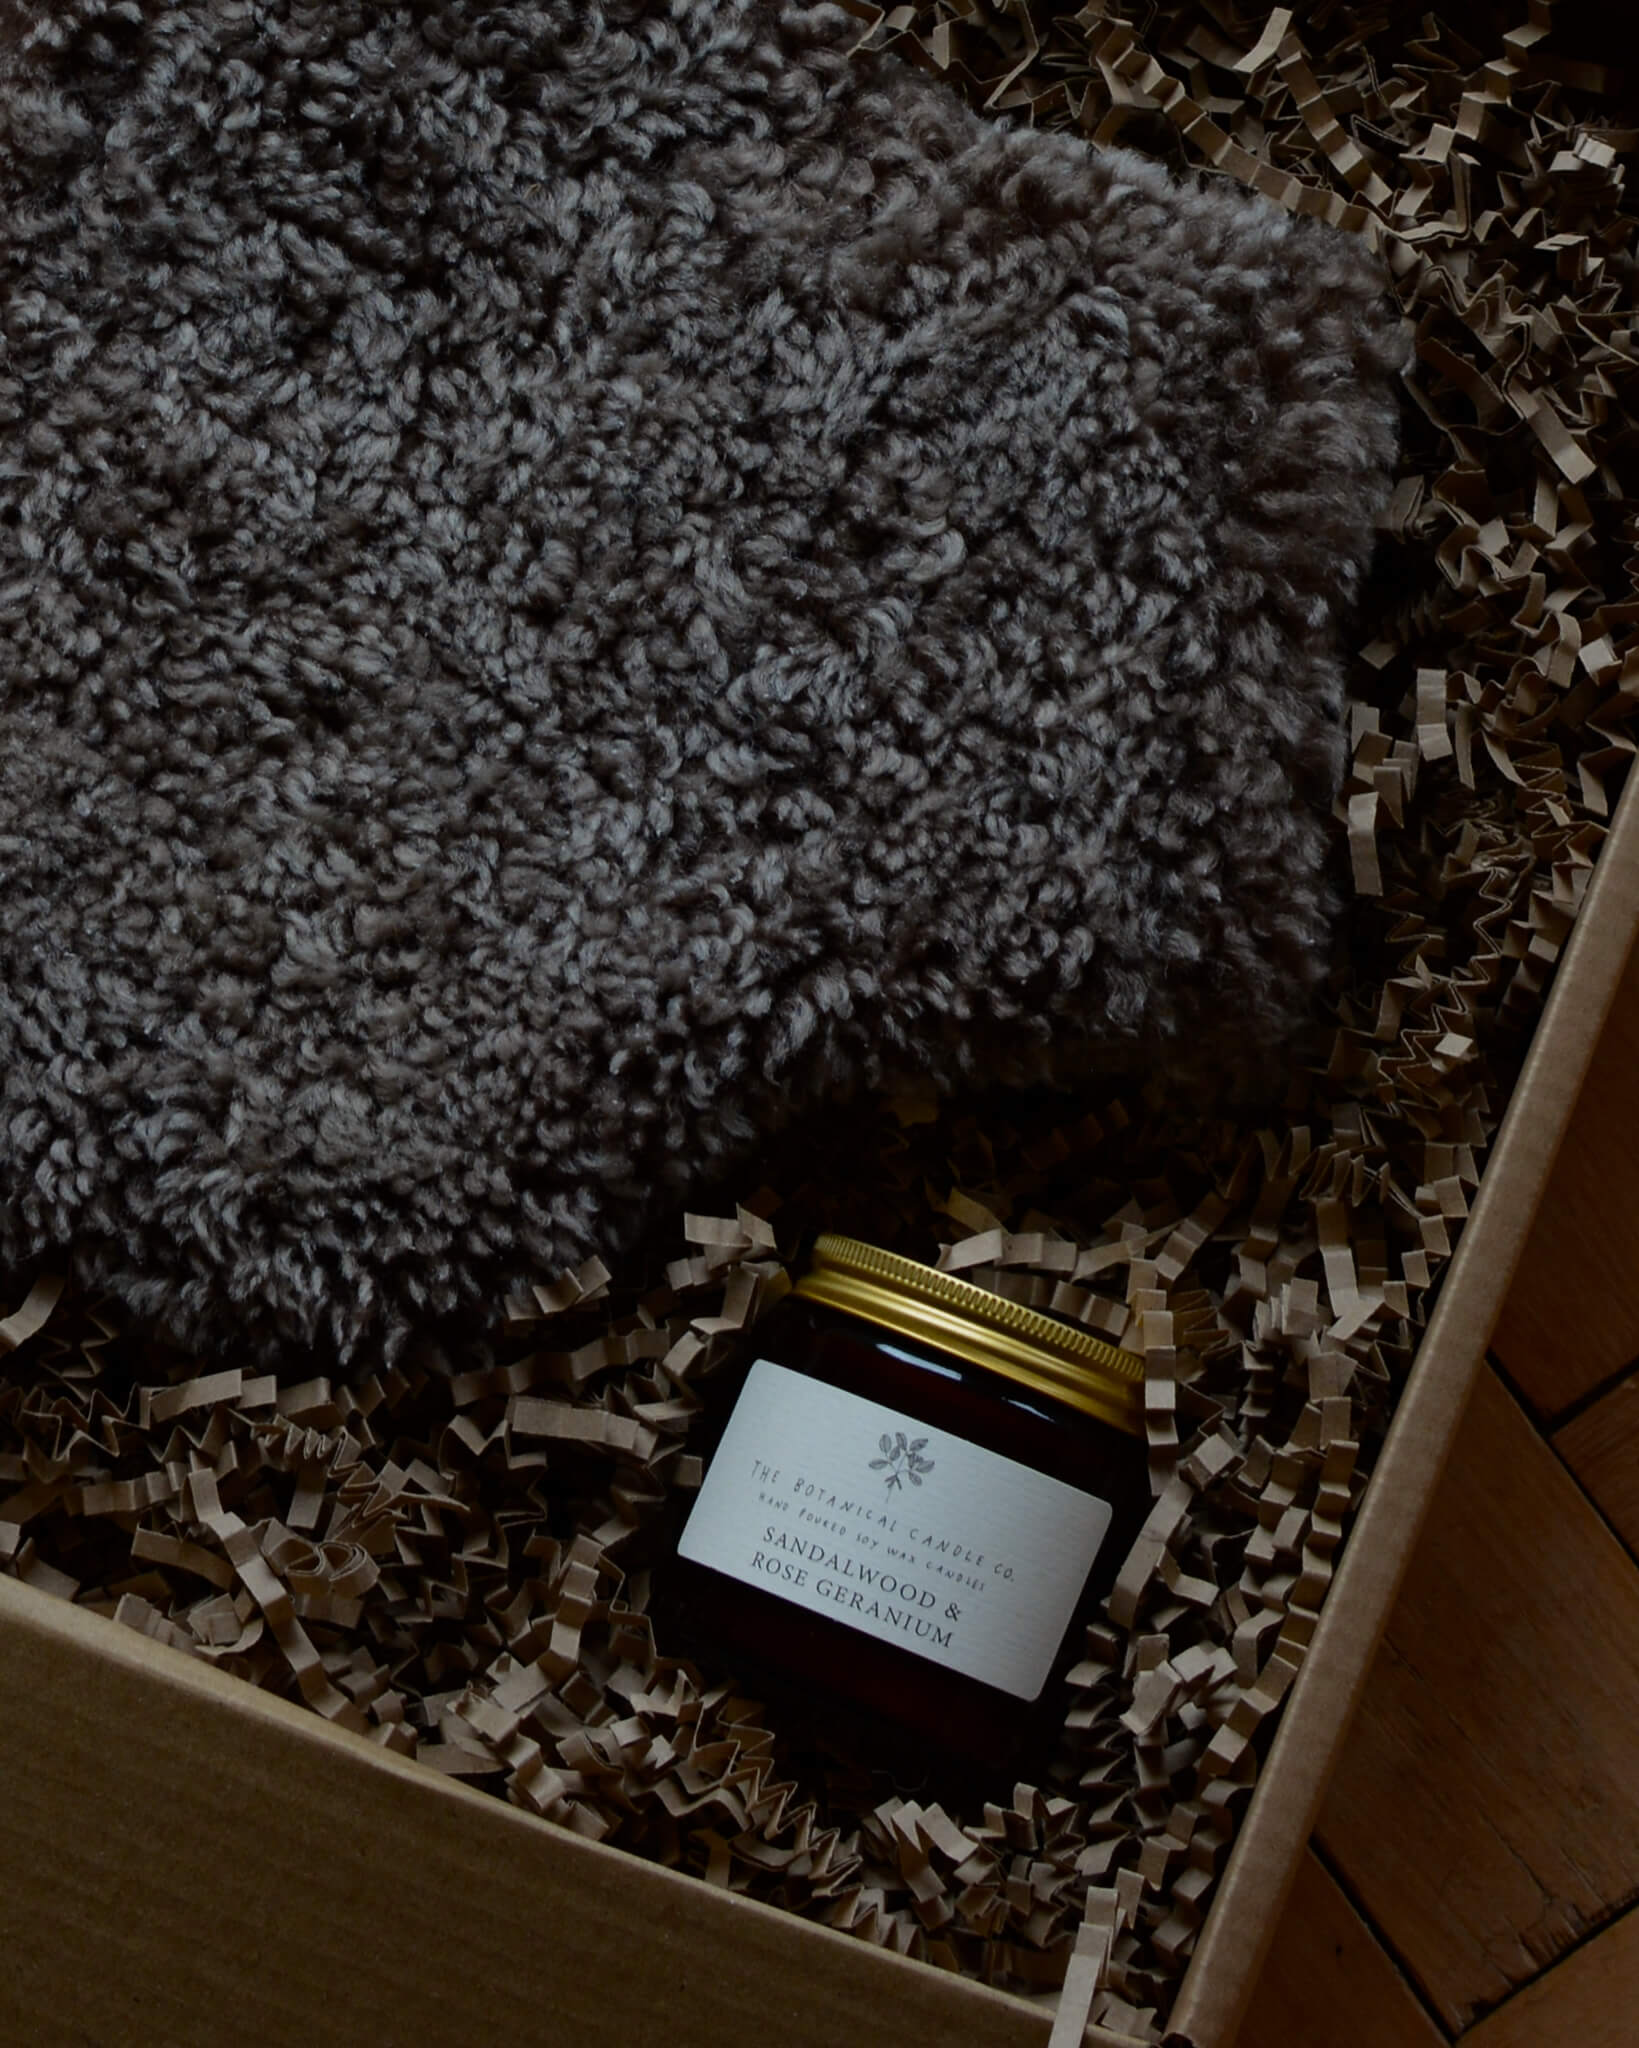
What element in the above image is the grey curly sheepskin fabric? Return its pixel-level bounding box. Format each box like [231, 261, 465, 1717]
[0, 0, 1402, 1364]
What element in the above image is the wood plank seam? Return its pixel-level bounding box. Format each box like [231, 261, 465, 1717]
[1314, 1365, 1639, 2029]
[1340, 1638, 1627, 2001]
[1545, 1442, 1639, 1585]
[1309, 1840, 1457, 2045]
[1459, 1893, 1639, 2048]
[1458, 1893, 1639, 2042]
[1530, 1352, 1639, 1436]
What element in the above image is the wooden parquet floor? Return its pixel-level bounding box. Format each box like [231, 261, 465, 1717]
[1236, 934, 1639, 2048]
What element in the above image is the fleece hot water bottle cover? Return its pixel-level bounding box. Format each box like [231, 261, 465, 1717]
[0, 0, 1402, 1362]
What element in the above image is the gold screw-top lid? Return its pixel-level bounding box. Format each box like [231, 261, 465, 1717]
[793, 1233, 1146, 1439]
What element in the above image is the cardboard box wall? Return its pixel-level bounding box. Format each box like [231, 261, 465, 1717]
[2, 768, 1635, 2048]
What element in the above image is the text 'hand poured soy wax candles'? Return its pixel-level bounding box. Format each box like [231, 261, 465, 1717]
[658, 1235, 1151, 1786]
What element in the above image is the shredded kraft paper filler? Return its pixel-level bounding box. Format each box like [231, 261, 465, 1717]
[0, 0, 1635, 2041]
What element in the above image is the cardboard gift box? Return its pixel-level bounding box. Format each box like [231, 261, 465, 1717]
[0, 779, 1632, 2048]
[3, 3, 1636, 2044]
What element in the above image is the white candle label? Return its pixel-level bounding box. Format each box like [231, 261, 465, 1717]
[677, 1358, 1114, 1701]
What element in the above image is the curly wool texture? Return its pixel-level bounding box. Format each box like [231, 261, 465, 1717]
[0, 0, 1401, 1364]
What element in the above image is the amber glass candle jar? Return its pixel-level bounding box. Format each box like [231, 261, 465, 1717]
[659, 1234, 1151, 1784]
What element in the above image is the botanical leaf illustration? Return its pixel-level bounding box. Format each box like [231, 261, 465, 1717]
[870, 1428, 936, 1492]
